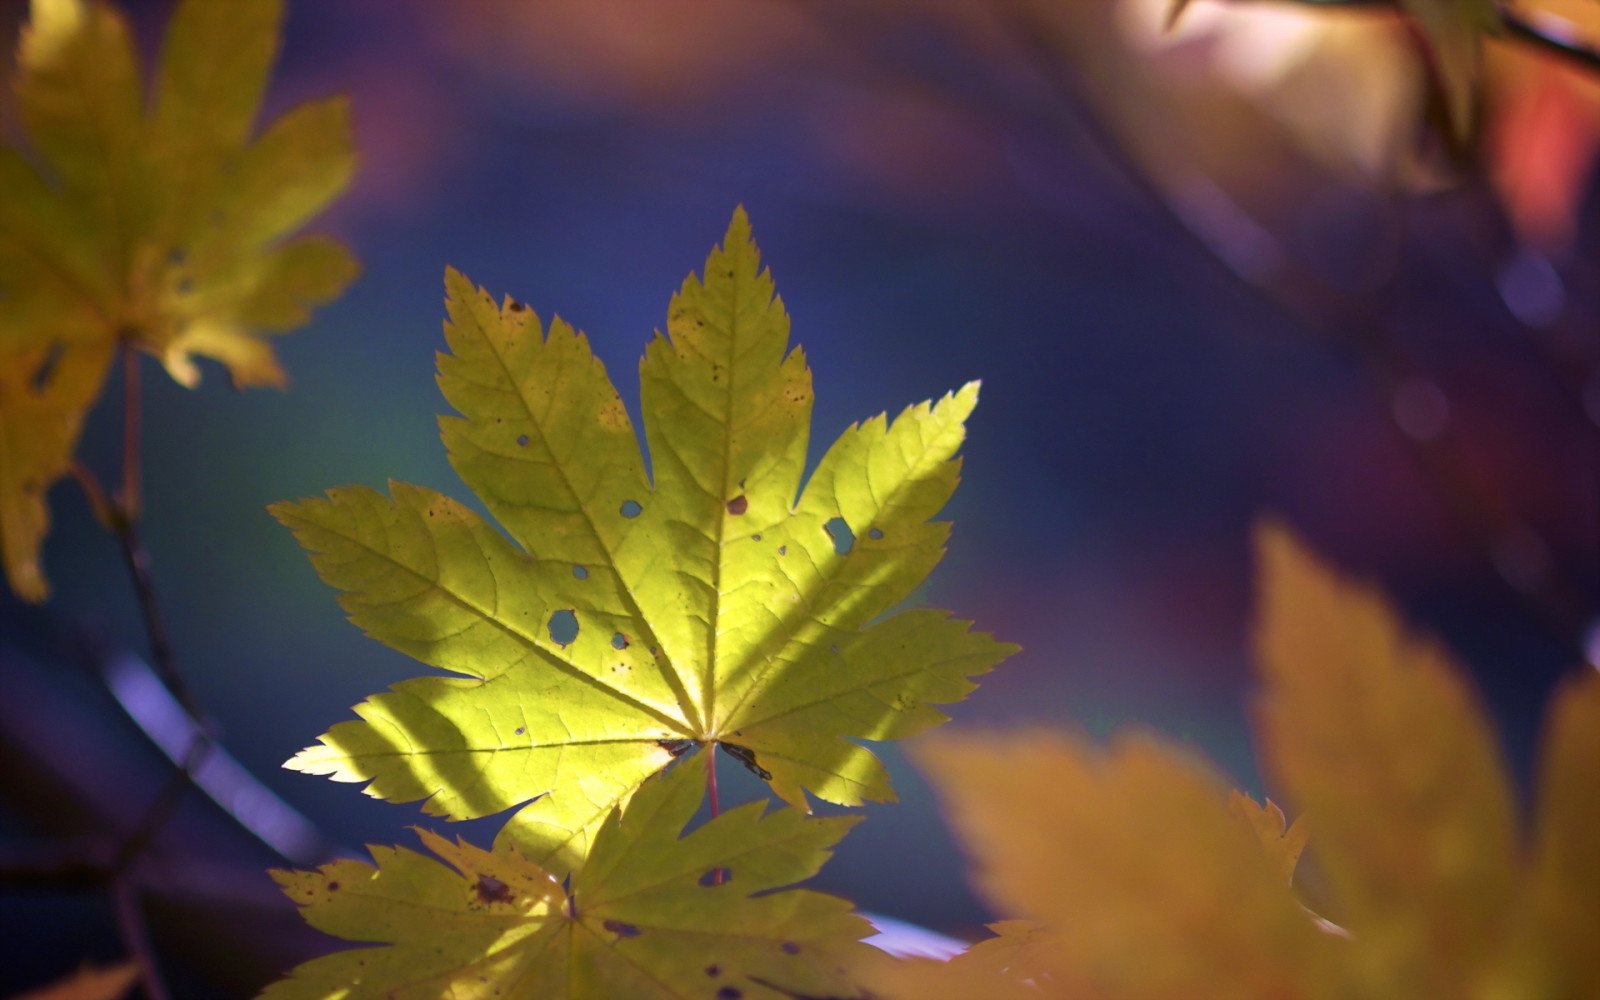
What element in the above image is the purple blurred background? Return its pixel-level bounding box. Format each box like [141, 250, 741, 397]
[3, 0, 1597, 994]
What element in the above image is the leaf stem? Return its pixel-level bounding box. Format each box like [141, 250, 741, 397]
[109, 345, 202, 723]
[706, 750, 725, 885]
[706, 748, 721, 819]
[119, 341, 142, 523]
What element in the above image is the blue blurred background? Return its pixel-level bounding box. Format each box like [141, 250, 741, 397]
[3, 0, 1597, 993]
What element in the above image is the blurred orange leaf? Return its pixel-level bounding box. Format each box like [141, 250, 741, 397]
[8, 963, 137, 1000]
[869, 524, 1600, 998]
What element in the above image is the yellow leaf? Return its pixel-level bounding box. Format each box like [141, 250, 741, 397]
[1228, 791, 1309, 885]
[273, 212, 1012, 868]
[908, 731, 1334, 1000]
[862, 920, 1088, 1000]
[1526, 669, 1600, 994]
[264, 754, 871, 1000]
[1253, 522, 1520, 994]
[886, 524, 1598, 998]
[0, 344, 114, 601]
[0, 0, 357, 599]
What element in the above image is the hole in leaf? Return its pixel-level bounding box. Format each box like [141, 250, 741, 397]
[868, 528, 883, 540]
[514, 726, 526, 736]
[474, 875, 512, 904]
[781, 941, 801, 955]
[620, 500, 642, 518]
[751, 534, 761, 541]
[823, 517, 854, 555]
[658, 738, 697, 758]
[572, 565, 589, 580]
[777, 545, 787, 556]
[611, 632, 630, 649]
[726, 494, 748, 516]
[717, 987, 742, 1000]
[603, 918, 642, 938]
[699, 868, 731, 887]
[547, 609, 578, 646]
[720, 742, 772, 781]
[516, 434, 529, 447]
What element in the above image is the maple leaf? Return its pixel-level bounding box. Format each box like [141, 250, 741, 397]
[272, 209, 1014, 869]
[864, 525, 1600, 998]
[0, 0, 357, 600]
[262, 751, 873, 1000]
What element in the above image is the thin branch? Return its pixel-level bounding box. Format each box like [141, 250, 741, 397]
[112, 877, 171, 1000]
[1499, 8, 1600, 73]
[109, 346, 202, 724]
[119, 341, 142, 524]
[69, 460, 117, 530]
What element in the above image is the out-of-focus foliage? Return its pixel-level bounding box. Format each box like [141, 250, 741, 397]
[864, 525, 1600, 998]
[7, 964, 137, 1000]
[0, 0, 356, 601]
[263, 754, 872, 1000]
[273, 210, 1014, 870]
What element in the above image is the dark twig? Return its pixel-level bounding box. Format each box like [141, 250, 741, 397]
[1499, 8, 1600, 73]
[113, 876, 171, 1000]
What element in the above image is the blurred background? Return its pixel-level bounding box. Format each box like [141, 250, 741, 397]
[2, 0, 1598, 994]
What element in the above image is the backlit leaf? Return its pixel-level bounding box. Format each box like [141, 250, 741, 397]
[0, 344, 113, 601]
[263, 752, 871, 1000]
[0, 0, 356, 600]
[273, 210, 1014, 868]
[873, 526, 1599, 998]
[1525, 669, 1600, 994]
[1254, 522, 1520, 994]
[900, 731, 1334, 1000]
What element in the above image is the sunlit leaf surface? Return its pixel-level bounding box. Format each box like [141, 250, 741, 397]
[264, 753, 872, 1000]
[274, 210, 1014, 868]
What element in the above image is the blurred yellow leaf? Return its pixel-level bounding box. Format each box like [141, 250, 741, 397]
[1254, 521, 1521, 995]
[871, 525, 1600, 998]
[0, 344, 112, 601]
[0, 0, 358, 600]
[1228, 791, 1308, 885]
[888, 730, 1335, 999]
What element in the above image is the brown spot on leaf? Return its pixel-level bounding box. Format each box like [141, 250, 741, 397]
[603, 918, 642, 938]
[726, 495, 747, 516]
[475, 874, 512, 904]
[781, 941, 801, 955]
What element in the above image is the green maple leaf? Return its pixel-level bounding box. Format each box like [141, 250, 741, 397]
[263, 752, 872, 1000]
[272, 210, 1015, 869]
[0, 0, 357, 600]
